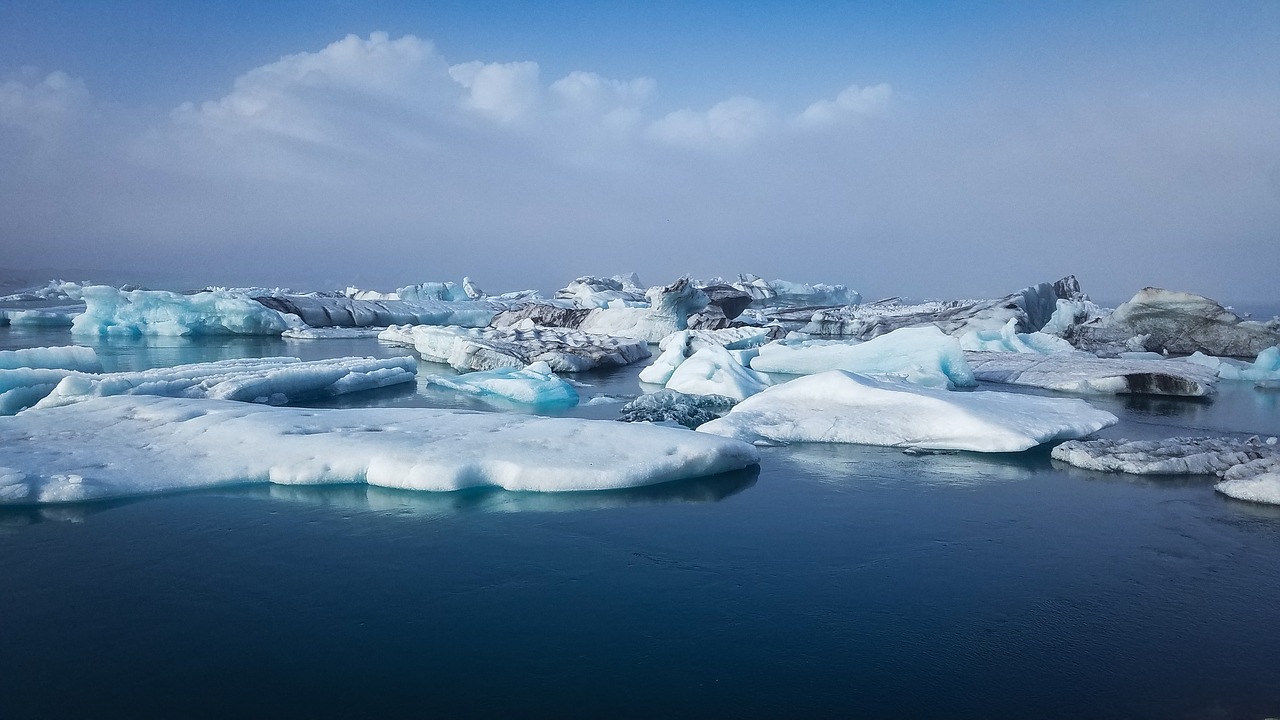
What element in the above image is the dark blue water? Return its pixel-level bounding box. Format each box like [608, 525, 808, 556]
[2, 327, 1279, 719]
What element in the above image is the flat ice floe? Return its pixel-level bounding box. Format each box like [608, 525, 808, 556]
[749, 327, 976, 389]
[380, 322, 650, 372]
[33, 356, 416, 408]
[0, 395, 761, 503]
[965, 352, 1218, 396]
[281, 326, 388, 340]
[423, 361, 578, 407]
[0, 345, 101, 372]
[696, 370, 1117, 452]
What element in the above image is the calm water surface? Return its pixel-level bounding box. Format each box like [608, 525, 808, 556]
[1, 326, 1279, 719]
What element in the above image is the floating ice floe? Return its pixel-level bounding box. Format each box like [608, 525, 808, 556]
[281, 326, 388, 340]
[619, 389, 737, 429]
[1067, 288, 1280, 358]
[749, 327, 976, 389]
[0, 306, 81, 327]
[1051, 435, 1280, 506]
[71, 286, 298, 336]
[0, 279, 86, 302]
[957, 318, 1080, 354]
[0, 345, 102, 372]
[965, 352, 1218, 396]
[253, 294, 500, 329]
[423, 361, 578, 407]
[696, 370, 1117, 452]
[1176, 347, 1280, 384]
[380, 322, 651, 372]
[32, 356, 416, 409]
[493, 278, 708, 343]
[0, 395, 761, 503]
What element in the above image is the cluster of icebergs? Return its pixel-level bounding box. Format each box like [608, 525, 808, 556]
[2, 271, 1278, 506]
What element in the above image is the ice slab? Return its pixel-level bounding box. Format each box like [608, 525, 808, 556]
[1216, 458, 1280, 506]
[72, 286, 297, 336]
[619, 389, 737, 429]
[424, 361, 579, 407]
[282, 326, 388, 340]
[0, 368, 83, 415]
[0, 395, 760, 502]
[33, 356, 416, 409]
[254, 294, 499, 329]
[0, 345, 101, 372]
[958, 319, 1079, 354]
[1052, 436, 1279, 477]
[750, 327, 976, 389]
[966, 352, 1218, 396]
[0, 306, 80, 327]
[697, 370, 1117, 452]
[380, 323, 651, 373]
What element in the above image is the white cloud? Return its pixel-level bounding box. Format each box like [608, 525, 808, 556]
[797, 83, 894, 126]
[448, 60, 541, 122]
[647, 96, 774, 148]
[0, 69, 91, 138]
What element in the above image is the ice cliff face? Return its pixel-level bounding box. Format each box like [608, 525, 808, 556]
[1065, 288, 1280, 358]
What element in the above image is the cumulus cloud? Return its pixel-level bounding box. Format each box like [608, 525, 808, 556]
[1, 32, 1277, 302]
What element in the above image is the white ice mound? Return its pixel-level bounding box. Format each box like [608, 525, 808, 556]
[639, 328, 772, 387]
[380, 323, 650, 372]
[33, 356, 416, 409]
[750, 327, 976, 389]
[1178, 347, 1280, 383]
[0, 395, 761, 503]
[966, 352, 1218, 396]
[0, 345, 101, 372]
[697, 370, 1117, 452]
[424, 361, 579, 407]
[665, 345, 772, 401]
[1216, 459, 1280, 506]
[958, 319, 1079, 354]
[71, 286, 297, 336]
[1052, 436, 1279, 478]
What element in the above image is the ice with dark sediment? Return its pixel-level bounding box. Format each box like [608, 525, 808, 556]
[553, 275, 649, 308]
[0, 396, 760, 503]
[423, 361, 579, 407]
[492, 277, 709, 343]
[697, 370, 1117, 452]
[380, 322, 651, 373]
[253, 294, 502, 329]
[727, 275, 860, 308]
[618, 389, 738, 429]
[965, 352, 1219, 396]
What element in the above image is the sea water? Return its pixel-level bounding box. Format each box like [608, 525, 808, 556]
[1, 326, 1278, 719]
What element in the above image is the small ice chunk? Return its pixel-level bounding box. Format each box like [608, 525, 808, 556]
[619, 389, 737, 429]
[1051, 436, 1277, 476]
[0, 346, 101, 372]
[424, 362, 579, 407]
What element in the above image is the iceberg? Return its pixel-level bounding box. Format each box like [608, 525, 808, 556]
[0, 368, 83, 415]
[1051, 436, 1278, 476]
[687, 283, 754, 329]
[253, 294, 499, 329]
[1176, 347, 1280, 383]
[619, 389, 738, 429]
[0, 306, 80, 327]
[731, 275, 859, 308]
[665, 345, 772, 401]
[696, 370, 1117, 452]
[33, 356, 416, 409]
[0, 395, 761, 503]
[639, 328, 772, 386]
[71, 286, 297, 336]
[749, 327, 976, 389]
[1070, 288, 1280, 358]
[0, 279, 85, 302]
[423, 361, 579, 407]
[380, 323, 651, 373]
[965, 352, 1218, 396]
[0, 345, 101, 372]
[1216, 457, 1280, 506]
[281, 327, 388, 340]
[492, 278, 708, 343]
[957, 319, 1080, 354]
[553, 275, 648, 308]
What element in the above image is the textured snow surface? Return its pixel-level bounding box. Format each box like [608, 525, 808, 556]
[1217, 460, 1280, 505]
[1052, 435, 1278, 476]
[697, 370, 1116, 452]
[0, 395, 760, 503]
[0, 345, 101, 372]
[381, 323, 650, 372]
[958, 319, 1079, 354]
[33, 356, 416, 408]
[966, 352, 1218, 396]
[424, 362, 578, 407]
[0, 368, 83, 414]
[72, 286, 297, 336]
[750, 327, 976, 388]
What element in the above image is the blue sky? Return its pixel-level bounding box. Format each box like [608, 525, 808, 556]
[2, 1, 1278, 301]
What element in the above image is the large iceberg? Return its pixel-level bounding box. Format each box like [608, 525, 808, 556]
[32, 356, 417, 409]
[380, 323, 650, 372]
[1066, 288, 1280, 358]
[553, 275, 648, 308]
[965, 352, 1218, 396]
[423, 362, 579, 407]
[638, 328, 772, 386]
[0, 345, 102, 372]
[749, 327, 976, 389]
[0, 395, 760, 502]
[71, 286, 297, 336]
[253, 294, 500, 329]
[696, 370, 1117, 452]
[730, 275, 859, 308]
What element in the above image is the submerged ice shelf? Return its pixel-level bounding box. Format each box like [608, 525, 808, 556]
[0, 395, 760, 503]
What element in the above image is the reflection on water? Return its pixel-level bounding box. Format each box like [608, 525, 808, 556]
[0, 468, 759, 527]
[771, 442, 1057, 487]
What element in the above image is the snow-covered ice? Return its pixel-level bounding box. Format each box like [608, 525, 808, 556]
[730, 276, 859, 308]
[423, 361, 579, 407]
[750, 327, 976, 389]
[0, 368, 83, 414]
[33, 356, 416, 408]
[1177, 347, 1280, 383]
[696, 370, 1117, 452]
[0, 306, 80, 327]
[966, 352, 1218, 396]
[0, 395, 760, 502]
[665, 345, 772, 400]
[0, 345, 101, 372]
[639, 328, 771, 387]
[380, 323, 651, 372]
[1051, 436, 1278, 476]
[957, 319, 1079, 354]
[72, 286, 298, 336]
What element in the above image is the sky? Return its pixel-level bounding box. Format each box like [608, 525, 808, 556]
[1, 1, 1278, 302]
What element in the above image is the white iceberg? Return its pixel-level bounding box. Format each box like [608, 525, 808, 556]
[749, 327, 976, 389]
[380, 323, 650, 373]
[957, 319, 1080, 354]
[71, 286, 297, 336]
[666, 345, 772, 401]
[0, 306, 80, 327]
[0, 345, 102, 372]
[1177, 347, 1280, 383]
[0, 395, 760, 503]
[697, 370, 1117, 452]
[493, 278, 708, 343]
[33, 356, 416, 409]
[424, 361, 579, 407]
[731, 275, 859, 307]
[966, 352, 1218, 396]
